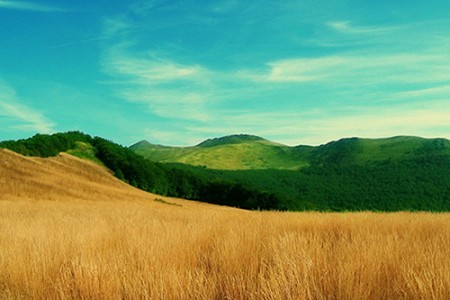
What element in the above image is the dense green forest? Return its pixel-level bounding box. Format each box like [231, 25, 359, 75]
[0, 132, 284, 210]
[171, 157, 450, 211]
[2, 132, 450, 211]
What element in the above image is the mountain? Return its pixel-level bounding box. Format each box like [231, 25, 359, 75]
[130, 134, 450, 211]
[130, 134, 450, 170]
[3, 132, 450, 212]
[130, 134, 313, 170]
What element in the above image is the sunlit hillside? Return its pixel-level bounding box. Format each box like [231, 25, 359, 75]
[0, 148, 189, 206]
[131, 134, 312, 170]
[1, 149, 450, 299]
[130, 134, 450, 170]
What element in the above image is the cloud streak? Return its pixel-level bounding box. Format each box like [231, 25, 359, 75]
[327, 21, 398, 35]
[246, 53, 450, 85]
[0, 81, 55, 134]
[103, 45, 215, 121]
[0, 0, 64, 12]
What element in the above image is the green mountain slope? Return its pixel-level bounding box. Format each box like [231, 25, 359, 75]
[131, 134, 313, 170]
[131, 134, 450, 170]
[130, 134, 450, 211]
[312, 136, 450, 165]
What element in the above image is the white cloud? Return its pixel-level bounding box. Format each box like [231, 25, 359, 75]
[110, 56, 205, 82]
[102, 46, 214, 121]
[118, 88, 212, 121]
[327, 21, 398, 35]
[265, 56, 348, 82]
[0, 0, 63, 12]
[396, 85, 450, 98]
[0, 81, 55, 134]
[104, 44, 209, 83]
[248, 53, 450, 85]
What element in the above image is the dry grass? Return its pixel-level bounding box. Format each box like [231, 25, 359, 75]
[1, 149, 450, 299]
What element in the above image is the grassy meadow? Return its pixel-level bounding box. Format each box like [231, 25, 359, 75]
[1, 149, 450, 299]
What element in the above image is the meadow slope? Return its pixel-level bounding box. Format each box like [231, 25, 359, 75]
[1, 149, 450, 299]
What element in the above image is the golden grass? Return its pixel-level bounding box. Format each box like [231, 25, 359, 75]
[1, 149, 450, 299]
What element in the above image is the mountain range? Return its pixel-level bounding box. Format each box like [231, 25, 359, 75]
[131, 134, 450, 170]
[2, 132, 450, 211]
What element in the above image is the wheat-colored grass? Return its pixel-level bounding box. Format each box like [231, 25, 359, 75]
[1, 149, 450, 299]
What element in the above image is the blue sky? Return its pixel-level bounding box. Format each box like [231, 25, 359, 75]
[1, 0, 450, 146]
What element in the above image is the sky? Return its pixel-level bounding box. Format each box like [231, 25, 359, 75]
[1, 0, 450, 146]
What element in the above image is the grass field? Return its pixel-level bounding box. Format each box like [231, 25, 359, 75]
[1, 149, 450, 299]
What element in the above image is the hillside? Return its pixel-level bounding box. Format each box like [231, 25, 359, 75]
[131, 134, 450, 211]
[131, 134, 313, 170]
[130, 134, 450, 170]
[0, 148, 187, 207]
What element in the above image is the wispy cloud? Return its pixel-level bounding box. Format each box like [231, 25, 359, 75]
[327, 21, 398, 35]
[246, 53, 450, 85]
[0, 0, 64, 12]
[102, 15, 133, 38]
[102, 45, 215, 121]
[109, 55, 206, 83]
[0, 81, 55, 134]
[396, 85, 450, 98]
[261, 56, 348, 82]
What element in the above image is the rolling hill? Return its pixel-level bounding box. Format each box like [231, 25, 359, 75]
[131, 134, 314, 170]
[131, 134, 450, 170]
[0, 148, 188, 207]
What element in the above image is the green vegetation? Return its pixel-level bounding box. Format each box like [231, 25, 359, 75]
[0, 131, 92, 157]
[130, 135, 313, 170]
[132, 134, 450, 211]
[0, 132, 284, 210]
[2, 132, 450, 211]
[67, 141, 104, 165]
[131, 134, 450, 171]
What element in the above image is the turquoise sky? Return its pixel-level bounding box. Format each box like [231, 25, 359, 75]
[1, 0, 450, 146]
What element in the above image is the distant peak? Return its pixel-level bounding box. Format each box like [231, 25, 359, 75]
[130, 140, 152, 148]
[197, 134, 266, 147]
